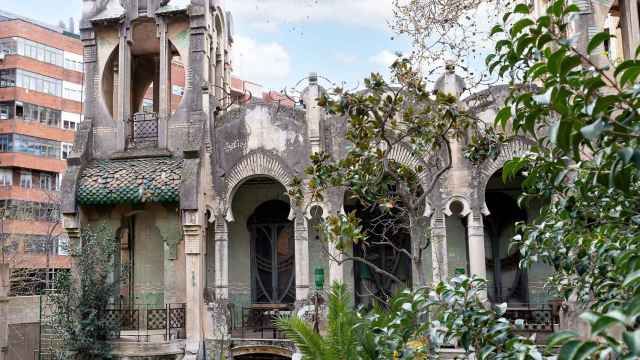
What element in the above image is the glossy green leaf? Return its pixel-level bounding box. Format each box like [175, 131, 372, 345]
[587, 32, 613, 54]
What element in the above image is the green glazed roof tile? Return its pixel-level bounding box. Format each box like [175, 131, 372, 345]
[77, 157, 182, 206]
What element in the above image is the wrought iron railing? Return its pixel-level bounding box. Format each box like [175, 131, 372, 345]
[100, 303, 186, 342]
[229, 303, 293, 339]
[502, 303, 560, 333]
[127, 112, 158, 149]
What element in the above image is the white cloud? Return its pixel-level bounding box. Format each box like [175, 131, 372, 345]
[232, 35, 291, 88]
[228, 0, 394, 30]
[334, 52, 358, 65]
[369, 50, 399, 68]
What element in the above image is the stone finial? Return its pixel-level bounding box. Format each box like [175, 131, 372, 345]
[434, 60, 466, 98]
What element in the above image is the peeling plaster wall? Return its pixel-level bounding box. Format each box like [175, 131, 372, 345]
[82, 203, 185, 306]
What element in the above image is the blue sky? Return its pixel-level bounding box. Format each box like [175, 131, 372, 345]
[2, 0, 410, 92]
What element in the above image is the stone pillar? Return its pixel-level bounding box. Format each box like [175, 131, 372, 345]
[0, 263, 9, 360]
[183, 210, 204, 355]
[467, 212, 487, 280]
[215, 51, 223, 107]
[63, 214, 82, 289]
[304, 73, 322, 154]
[117, 27, 131, 123]
[430, 212, 448, 283]
[158, 19, 170, 148]
[294, 213, 310, 301]
[620, 0, 640, 59]
[213, 216, 229, 299]
[112, 61, 119, 119]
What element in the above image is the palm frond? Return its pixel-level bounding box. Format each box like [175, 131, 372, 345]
[275, 315, 327, 360]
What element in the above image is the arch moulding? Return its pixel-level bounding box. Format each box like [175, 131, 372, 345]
[223, 151, 295, 222]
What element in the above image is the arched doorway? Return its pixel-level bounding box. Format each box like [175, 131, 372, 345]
[345, 199, 412, 306]
[248, 200, 295, 304]
[484, 171, 528, 304]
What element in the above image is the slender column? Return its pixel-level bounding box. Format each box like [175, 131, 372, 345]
[621, 0, 640, 59]
[467, 212, 487, 280]
[117, 28, 131, 123]
[183, 210, 204, 351]
[294, 213, 310, 301]
[112, 61, 119, 119]
[213, 216, 229, 299]
[215, 51, 223, 106]
[430, 212, 448, 283]
[0, 263, 9, 360]
[158, 20, 170, 148]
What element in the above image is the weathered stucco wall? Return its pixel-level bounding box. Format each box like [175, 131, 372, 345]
[83, 203, 185, 306]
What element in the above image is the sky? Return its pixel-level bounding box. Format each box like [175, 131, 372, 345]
[1, 0, 409, 93]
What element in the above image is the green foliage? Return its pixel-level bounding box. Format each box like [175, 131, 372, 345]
[45, 224, 119, 359]
[478, 0, 640, 358]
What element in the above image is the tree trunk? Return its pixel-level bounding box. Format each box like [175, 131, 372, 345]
[409, 214, 427, 287]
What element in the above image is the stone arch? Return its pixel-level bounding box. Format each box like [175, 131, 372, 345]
[231, 345, 293, 359]
[387, 143, 433, 217]
[224, 151, 295, 222]
[476, 136, 532, 215]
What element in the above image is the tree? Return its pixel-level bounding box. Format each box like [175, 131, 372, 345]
[291, 61, 479, 290]
[287, 0, 640, 358]
[44, 223, 119, 359]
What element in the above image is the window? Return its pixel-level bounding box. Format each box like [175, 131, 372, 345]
[0, 102, 12, 120]
[12, 38, 63, 67]
[0, 135, 11, 152]
[20, 103, 61, 127]
[0, 38, 17, 55]
[64, 58, 83, 72]
[63, 120, 77, 130]
[0, 69, 16, 88]
[0, 169, 12, 186]
[61, 143, 73, 159]
[39, 173, 52, 191]
[15, 70, 62, 97]
[20, 171, 32, 188]
[63, 87, 82, 102]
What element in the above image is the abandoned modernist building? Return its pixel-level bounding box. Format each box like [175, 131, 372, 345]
[53, 0, 640, 359]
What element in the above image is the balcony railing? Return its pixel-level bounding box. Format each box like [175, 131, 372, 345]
[228, 303, 294, 339]
[100, 303, 186, 342]
[502, 303, 560, 333]
[127, 112, 158, 149]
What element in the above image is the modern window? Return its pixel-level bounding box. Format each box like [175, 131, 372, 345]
[20, 171, 32, 188]
[0, 69, 16, 88]
[0, 102, 12, 120]
[64, 58, 83, 72]
[61, 143, 73, 159]
[16, 70, 62, 97]
[0, 134, 61, 159]
[0, 169, 12, 186]
[63, 120, 77, 130]
[0, 37, 64, 67]
[172, 85, 185, 96]
[39, 173, 52, 191]
[63, 87, 82, 102]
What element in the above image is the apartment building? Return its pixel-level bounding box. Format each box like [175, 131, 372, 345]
[0, 10, 83, 295]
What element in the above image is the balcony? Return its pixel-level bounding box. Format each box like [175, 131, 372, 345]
[100, 303, 186, 342]
[126, 112, 158, 150]
[231, 303, 294, 339]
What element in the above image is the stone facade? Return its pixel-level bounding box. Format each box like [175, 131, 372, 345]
[57, 0, 640, 359]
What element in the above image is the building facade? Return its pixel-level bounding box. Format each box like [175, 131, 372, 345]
[55, 0, 640, 359]
[0, 10, 83, 295]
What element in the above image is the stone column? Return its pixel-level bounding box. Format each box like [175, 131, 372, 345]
[63, 214, 82, 289]
[183, 210, 204, 355]
[158, 19, 170, 148]
[294, 213, 310, 301]
[0, 263, 9, 360]
[215, 51, 223, 106]
[621, 0, 640, 59]
[430, 212, 448, 283]
[117, 27, 131, 123]
[467, 212, 487, 280]
[213, 216, 229, 299]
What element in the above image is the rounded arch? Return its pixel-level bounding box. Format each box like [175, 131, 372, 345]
[476, 137, 532, 215]
[224, 151, 295, 221]
[231, 345, 292, 359]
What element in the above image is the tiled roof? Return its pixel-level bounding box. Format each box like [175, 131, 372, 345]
[77, 157, 182, 205]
